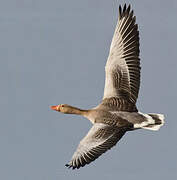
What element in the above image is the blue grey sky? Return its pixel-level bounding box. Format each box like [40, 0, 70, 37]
[2, 0, 177, 179]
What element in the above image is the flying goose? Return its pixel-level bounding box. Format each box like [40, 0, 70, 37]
[51, 4, 164, 169]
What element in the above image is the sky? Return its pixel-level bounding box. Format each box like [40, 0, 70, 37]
[2, 0, 177, 179]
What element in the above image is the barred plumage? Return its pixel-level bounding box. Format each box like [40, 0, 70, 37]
[99, 97, 138, 112]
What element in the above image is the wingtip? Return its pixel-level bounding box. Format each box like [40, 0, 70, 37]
[127, 4, 131, 14]
[65, 164, 71, 169]
[65, 163, 77, 170]
[123, 4, 126, 12]
[119, 5, 122, 19]
[119, 4, 132, 19]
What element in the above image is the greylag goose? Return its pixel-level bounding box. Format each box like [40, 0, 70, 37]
[51, 4, 164, 169]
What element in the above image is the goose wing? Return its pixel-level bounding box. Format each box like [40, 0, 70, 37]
[66, 123, 126, 169]
[103, 4, 140, 105]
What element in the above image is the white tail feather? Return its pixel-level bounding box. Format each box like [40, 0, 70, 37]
[134, 113, 165, 131]
[142, 113, 165, 131]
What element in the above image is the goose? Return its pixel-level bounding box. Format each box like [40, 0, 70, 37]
[51, 4, 164, 169]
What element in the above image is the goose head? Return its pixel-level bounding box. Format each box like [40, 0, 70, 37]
[50, 104, 84, 115]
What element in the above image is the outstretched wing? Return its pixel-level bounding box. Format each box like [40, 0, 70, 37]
[66, 123, 126, 169]
[103, 4, 140, 104]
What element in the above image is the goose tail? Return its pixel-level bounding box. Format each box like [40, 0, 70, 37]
[134, 113, 165, 131]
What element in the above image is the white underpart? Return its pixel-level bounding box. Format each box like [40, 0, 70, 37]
[151, 113, 165, 121]
[134, 112, 155, 128]
[142, 113, 165, 131]
[143, 125, 161, 131]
